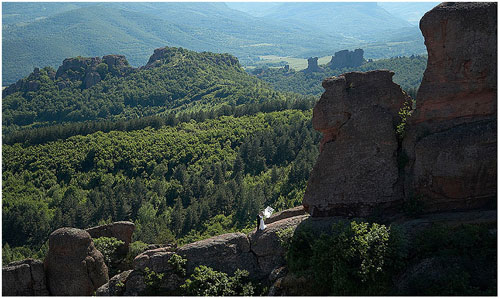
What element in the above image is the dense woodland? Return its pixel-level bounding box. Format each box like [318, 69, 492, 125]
[253, 55, 427, 97]
[3, 47, 419, 264]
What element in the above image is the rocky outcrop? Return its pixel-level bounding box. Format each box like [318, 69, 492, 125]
[403, 2, 497, 212]
[55, 55, 134, 89]
[177, 232, 260, 276]
[86, 221, 135, 256]
[2, 67, 56, 97]
[303, 70, 409, 217]
[44, 227, 109, 295]
[304, 57, 323, 73]
[329, 49, 365, 69]
[96, 270, 132, 296]
[265, 205, 307, 224]
[2, 259, 49, 296]
[249, 215, 308, 274]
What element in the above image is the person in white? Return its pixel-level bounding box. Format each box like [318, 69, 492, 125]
[258, 206, 274, 231]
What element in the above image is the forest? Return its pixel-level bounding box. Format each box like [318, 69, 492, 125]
[3, 47, 423, 264]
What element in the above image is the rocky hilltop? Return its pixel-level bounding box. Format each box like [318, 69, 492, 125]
[3, 55, 134, 97]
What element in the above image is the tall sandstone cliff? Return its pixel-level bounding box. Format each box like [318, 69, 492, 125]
[403, 2, 497, 212]
[305, 2, 497, 217]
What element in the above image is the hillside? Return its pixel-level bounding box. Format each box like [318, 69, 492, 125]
[2, 47, 289, 135]
[2, 2, 427, 85]
[3, 108, 320, 256]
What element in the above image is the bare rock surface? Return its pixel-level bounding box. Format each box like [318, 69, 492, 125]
[177, 232, 259, 276]
[2, 258, 49, 296]
[404, 2, 497, 212]
[303, 70, 409, 217]
[249, 215, 308, 274]
[44, 227, 109, 295]
[412, 2, 497, 129]
[265, 205, 308, 225]
[96, 270, 132, 296]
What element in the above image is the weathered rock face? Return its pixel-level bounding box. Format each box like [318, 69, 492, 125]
[305, 57, 323, 73]
[265, 205, 307, 225]
[177, 232, 260, 277]
[329, 49, 365, 69]
[249, 215, 308, 275]
[403, 2, 497, 211]
[96, 270, 132, 296]
[44, 227, 109, 295]
[86, 221, 135, 256]
[2, 259, 49, 296]
[413, 2, 496, 128]
[303, 70, 409, 217]
[54, 54, 134, 89]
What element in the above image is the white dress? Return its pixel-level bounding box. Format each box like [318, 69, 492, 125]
[259, 215, 266, 230]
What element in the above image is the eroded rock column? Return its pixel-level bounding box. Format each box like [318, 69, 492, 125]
[303, 70, 409, 217]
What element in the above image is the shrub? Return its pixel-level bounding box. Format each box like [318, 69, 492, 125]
[168, 254, 187, 277]
[93, 237, 124, 267]
[287, 220, 407, 295]
[181, 265, 254, 296]
[126, 241, 148, 263]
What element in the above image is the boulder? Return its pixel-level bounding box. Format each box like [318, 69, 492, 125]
[133, 247, 176, 273]
[86, 221, 135, 255]
[44, 227, 109, 295]
[249, 215, 308, 274]
[403, 2, 497, 212]
[96, 270, 132, 296]
[2, 259, 49, 296]
[177, 232, 259, 277]
[303, 70, 409, 217]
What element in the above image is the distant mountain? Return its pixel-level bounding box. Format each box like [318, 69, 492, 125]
[260, 2, 413, 42]
[3, 2, 428, 85]
[378, 2, 440, 25]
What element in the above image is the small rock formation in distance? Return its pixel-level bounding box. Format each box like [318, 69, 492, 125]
[304, 57, 323, 73]
[328, 48, 365, 69]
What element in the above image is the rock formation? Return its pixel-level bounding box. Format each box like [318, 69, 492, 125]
[55, 55, 134, 89]
[303, 70, 410, 217]
[304, 2, 497, 218]
[329, 49, 365, 69]
[94, 210, 310, 296]
[248, 215, 307, 274]
[403, 2, 497, 212]
[86, 221, 135, 256]
[304, 57, 323, 73]
[44, 227, 109, 295]
[2, 259, 49, 296]
[177, 232, 260, 276]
